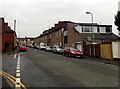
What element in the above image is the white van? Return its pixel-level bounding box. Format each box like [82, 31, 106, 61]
[39, 43, 46, 50]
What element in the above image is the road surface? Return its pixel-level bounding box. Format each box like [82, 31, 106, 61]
[2, 48, 118, 88]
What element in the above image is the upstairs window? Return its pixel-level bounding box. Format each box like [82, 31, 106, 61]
[106, 27, 111, 33]
[99, 27, 106, 33]
[83, 26, 92, 32]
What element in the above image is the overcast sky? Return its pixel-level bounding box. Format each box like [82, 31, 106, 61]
[1, 0, 120, 37]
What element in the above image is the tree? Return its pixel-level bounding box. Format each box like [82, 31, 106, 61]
[114, 11, 120, 31]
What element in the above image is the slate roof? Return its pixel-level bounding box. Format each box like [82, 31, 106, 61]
[79, 33, 120, 41]
[5, 26, 14, 33]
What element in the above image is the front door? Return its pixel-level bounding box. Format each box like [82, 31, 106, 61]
[76, 43, 82, 52]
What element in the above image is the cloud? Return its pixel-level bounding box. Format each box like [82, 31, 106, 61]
[1, 0, 119, 37]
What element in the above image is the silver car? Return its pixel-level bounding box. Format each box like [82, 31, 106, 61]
[53, 45, 63, 54]
[45, 46, 53, 52]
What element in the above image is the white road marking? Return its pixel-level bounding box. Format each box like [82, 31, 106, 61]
[17, 65, 20, 67]
[15, 53, 21, 89]
[14, 54, 17, 58]
[15, 85, 21, 88]
[16, 70, 20, 73]
[16, 78, 21, 83]
[16, 73, 20, 77]
[17, 61, 20, 65]
[17, 67, 20, 69]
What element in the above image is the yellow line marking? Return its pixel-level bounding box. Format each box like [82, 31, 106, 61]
[0, 70, 16, 80]
[0, 70, 27, 89]
[0, 73, 18, 85]
[19, 82, 27, 89]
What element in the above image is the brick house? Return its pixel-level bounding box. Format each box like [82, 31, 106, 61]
[35, 21, 119, 47]
[0, 18, 17, 52]
[34, 21, 120, 58]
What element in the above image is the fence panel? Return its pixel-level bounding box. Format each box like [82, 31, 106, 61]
[100, 44, 113, 60]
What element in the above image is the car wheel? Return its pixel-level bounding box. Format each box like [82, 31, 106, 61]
[68, 54, 72, 57]
[63, 53, 65, 56]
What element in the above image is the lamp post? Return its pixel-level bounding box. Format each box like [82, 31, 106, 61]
[86, 12, 95, 57]
[18, 35, 21, 46]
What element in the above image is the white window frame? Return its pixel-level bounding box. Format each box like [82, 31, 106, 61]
[99, 27, 106, 33]
[82, 26, 92, 33]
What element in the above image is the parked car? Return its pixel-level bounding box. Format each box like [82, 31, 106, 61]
[36, 46, 40, 49]
[19, 46, 27, 52]
[39, 43, 46, 50]
[63, 47, 83, 58]
[39, 45, 46, 50]
[45, 46, 53, 52]
[53, 45, 64, 54]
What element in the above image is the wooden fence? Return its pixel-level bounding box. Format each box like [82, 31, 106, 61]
[83, 43, 113, 60]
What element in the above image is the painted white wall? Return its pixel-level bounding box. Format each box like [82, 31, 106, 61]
[112, 42, 120, 58]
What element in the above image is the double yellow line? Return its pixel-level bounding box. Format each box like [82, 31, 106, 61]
[0, 70, 27, 89]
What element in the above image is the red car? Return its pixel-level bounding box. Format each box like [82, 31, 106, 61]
[63, 47, 83, 58]
[19, 46, 27, 52]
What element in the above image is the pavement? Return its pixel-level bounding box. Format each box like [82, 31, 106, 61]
[84, 56, 120, 66]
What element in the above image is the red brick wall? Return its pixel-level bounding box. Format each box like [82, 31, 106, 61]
[67, 23, 83, 48]
[2, 33, 15, 51]
[0, 34, 2, 51]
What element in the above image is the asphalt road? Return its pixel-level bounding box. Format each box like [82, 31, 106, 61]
[2, 48, 119, 88]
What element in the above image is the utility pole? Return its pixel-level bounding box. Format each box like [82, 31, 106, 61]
[13, 20, 16, 50]
[14, 20, 16, 32]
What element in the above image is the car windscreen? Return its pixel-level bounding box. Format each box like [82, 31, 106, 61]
[70, 48, 79, 51]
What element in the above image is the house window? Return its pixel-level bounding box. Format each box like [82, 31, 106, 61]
[99, 27, 106, 33]
[49, 34, 51, 39]
[45, 36, 47, 39]
[61, 28, 64, 32]
[106, 27, 111, 33]
[83, 26, 92, 32]
[60, 42, 62, 46]
[59, 30, 61, 36]
[64, 43, 68, 48]
[93, 27, 97, 33]
[64, 31, 67, 36]
[56, 31, 58, 37]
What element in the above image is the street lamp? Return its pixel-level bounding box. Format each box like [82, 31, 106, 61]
[86, 12, 95, 57]
[18, 35, 21, 46]
[86, 12, 94, 42]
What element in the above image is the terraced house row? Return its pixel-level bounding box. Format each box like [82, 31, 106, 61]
[33, 21, 120, 60]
